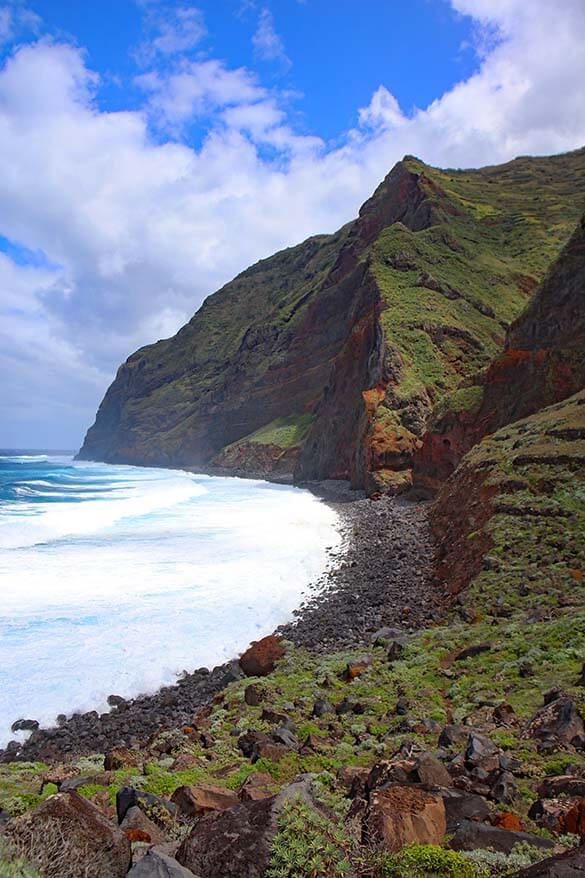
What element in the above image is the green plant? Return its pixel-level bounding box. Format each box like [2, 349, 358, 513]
[0, 842, 42, 878]
[461, 842, 550, 875]
[268, 797, 352, 878]
[381, 843, 479, 877]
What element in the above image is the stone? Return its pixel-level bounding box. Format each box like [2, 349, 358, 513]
[238, 772, 274, 802]
[454, 643, 492, 662]
[439, 790, 491, 832]
[366, 761, 414, 793]
[439, 724, 470, 748]
[341, 656, 373, 681]
[239, 636, 284, 677]
[493, 703, 516, 725]
[387, 641, 404, 662]
[244, 684, 263, 706]
[529, 797, 581, 832]
[494, 812, 524, 832]
[364, 784, 447, 853]
[312, 698, 334, 717]
[371, 627, 409, 647]
[120, 805, 166, 845]
[395, 696, 410, 716]
[170, 784, 238, 819]
[237, 730, 271, 759]
[107, 695, 127, 708]
[10, 718, 39, 732]
[560, 798, 585, 839]
[538, 776, 585, 799]
[260, 709, 290, 725]
[60, 776, 95, 792]
[104, 747, 141, 771]
[509, 848, 585, 876]
[491, 771, 519, 804]
[128, 848, 199, 877]
[253, 741, 289, 762]
[414, 752, 452, 788]
[171, 754, 201, 772]
[271, 725, 299, 750]
[176, 777, 323, 877]
[116, 787, 178, 824]
[4, 792, 131, 878]
[449, 819, 556, 854]
[465, 732, 500, 772]
[336, 765, 371, 794]
[525, 696, 585, 747]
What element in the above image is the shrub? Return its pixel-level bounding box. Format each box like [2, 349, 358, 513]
[268, 797, 352, 878]
[381, 843, 479, 877]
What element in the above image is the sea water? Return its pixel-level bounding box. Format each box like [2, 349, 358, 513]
[0, 452, 341, 746]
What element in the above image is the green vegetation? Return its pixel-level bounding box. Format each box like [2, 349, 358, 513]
[268, 798, 351, 878]
[381, 843, 478, 877]
[225, 414, 314, 451]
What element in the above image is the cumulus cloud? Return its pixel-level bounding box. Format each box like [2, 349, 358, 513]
[1, 0, 585, 446]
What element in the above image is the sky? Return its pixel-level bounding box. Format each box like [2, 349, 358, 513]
[1, 1, 585, 449]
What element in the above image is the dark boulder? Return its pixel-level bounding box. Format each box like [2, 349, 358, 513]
[10, 718, 39, 733]
[509, 847, 585, 876]
[440, 790, 491, 831]
[244, 684, 263, 706]
[128, 848, 200, 877]
[414, 752, 452, 788]
[170, 784, 238, 819]
[525, 696, 585, 747]
[465, 732, 500, 772]
[439, 724, 470, 748]
[116, 787, 178, 824]
[449, 819, 556, 854]
[176, 777, 323, 877]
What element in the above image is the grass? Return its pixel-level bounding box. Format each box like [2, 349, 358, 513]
[223, 414, 314, 451]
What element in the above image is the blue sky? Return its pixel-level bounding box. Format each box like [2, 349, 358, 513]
[0, 0, 584, 449]
[24, 1, 478, 137]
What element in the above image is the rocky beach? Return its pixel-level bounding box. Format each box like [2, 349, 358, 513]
[0, 487, 439, 763]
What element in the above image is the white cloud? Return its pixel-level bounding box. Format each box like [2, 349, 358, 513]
[1, 0, 585, 446]
[252, 8, 291, 68]
[135, 2, 206, 64]
[137, 58, 264, 128]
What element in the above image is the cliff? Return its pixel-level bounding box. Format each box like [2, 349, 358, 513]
[416, 212, 585, 488]
[78, 147, 585, 492]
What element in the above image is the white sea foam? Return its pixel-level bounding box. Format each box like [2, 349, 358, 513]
[0, 458, 340, 746]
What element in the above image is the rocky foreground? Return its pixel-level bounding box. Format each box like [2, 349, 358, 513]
[1, 448, 585, 875]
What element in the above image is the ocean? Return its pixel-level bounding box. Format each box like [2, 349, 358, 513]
[0, 452, 340, 747]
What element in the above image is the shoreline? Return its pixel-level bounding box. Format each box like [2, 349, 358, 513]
[0, 480, 439, 764]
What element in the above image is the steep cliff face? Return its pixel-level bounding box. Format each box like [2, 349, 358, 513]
[431, 389, 585, 606]
[79, 147, 585, 490]
[416, 212, 585, 488]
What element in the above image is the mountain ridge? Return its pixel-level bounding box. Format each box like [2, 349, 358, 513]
[78, 146, 585, 495]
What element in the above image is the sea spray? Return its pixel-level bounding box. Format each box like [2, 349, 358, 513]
[0, 454, 340, 746]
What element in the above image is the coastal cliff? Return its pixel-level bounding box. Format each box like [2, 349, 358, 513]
[78, 147, 585, 494]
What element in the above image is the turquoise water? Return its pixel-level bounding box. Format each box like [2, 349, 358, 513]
[0, 452, 340, 746]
